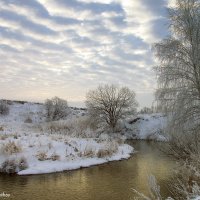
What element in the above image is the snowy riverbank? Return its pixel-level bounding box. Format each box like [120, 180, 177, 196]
[0, 101, 166, 175]
[0, 102, 133, 175]
[0, 133, 133, 175]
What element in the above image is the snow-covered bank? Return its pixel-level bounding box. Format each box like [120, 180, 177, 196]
[0, 102, 133, 175]
[0, 133, 133, 175]
[18, 142, 133, 175]
[0, 101, 168, 175]
[123, 113, 167, 141]
[0, 134, 133, 175]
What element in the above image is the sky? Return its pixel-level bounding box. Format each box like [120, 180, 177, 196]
[0, 0, 175, 108]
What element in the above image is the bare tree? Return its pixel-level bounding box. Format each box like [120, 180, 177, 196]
[85, 84, 138, 132]
[44, 97, 70, 121]
[154, 0, 200, 134]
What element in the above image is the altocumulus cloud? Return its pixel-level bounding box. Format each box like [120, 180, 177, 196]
[0, 0, 172, 107]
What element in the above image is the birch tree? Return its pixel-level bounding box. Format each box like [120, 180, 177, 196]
[154, 0, 200, 134]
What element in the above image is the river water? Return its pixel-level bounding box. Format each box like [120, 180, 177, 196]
[0, 141, 175, 200]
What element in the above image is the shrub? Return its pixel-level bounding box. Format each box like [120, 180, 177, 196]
[24, 117, 32, 123]
[0, 157, 28, 174]
[41, 121, 70, 135]
[44, 97, 70, 121]
[50, 153, 60, 161]
[0, 100, 9, 115]
[97, 148, 111, 158]
[163, 131, 200, 199]
[78, 145, 96, 158]
[2, 141, 22, 155]
[41, 117, 97, 138]
[36, 151, 48, 161]
[97, 141, 118, 158]
[1, 159, 17, 174]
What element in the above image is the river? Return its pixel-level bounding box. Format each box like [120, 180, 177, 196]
[0, 141, 175, 200]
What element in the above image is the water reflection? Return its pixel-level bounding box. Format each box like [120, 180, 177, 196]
[0, 141, 175, 200]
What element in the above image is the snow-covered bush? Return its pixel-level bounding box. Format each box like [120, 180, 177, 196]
[0, 157, 28, 174]
[0, 100, 9, 115]
[44, 97, 70, 121]
[72, 117, 97, 137]
[36, 151, 48, 161]
[50, 153, 60, 161]
[97, 141, 118, 158]
[170, 163, 200, 199]
[163, 130, 200, 199]
[1, 141, 22, 155]
[41, 117, 97, 137]
[132, 175, 163, 200]
[78, 145, 96, 158]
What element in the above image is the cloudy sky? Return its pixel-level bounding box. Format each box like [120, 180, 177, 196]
[0, 0, 174, 107]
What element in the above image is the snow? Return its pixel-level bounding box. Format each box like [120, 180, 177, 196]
[193, 197, 200, 200]
[0, 102, 133, 175]
[0, 102, 167, 175]
[123, 113, 167, 141]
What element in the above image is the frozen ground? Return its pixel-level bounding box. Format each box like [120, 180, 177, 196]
[0, 102, 133, 175]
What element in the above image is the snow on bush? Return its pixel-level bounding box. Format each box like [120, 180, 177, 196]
[78, 145, 96, 158]
[1, 141, 22, 155]
[0, 157, 28, 174]
[41, 116, 97, 138]
[97, 141, 118, 158]
[44, 97, 70, 121]
[50, 152, 60, 161]
[36, 151, 48, 161]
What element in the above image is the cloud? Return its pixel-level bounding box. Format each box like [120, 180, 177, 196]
[0, 0, 170, 107]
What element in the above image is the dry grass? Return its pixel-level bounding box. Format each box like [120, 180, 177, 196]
[0, 134, 8, 140]
[36, 151, 48, 161]
[50, 153, 60, 161]
[96, 148, 112, 158]
[1, 141, 22, 155]
[97, 141, 118, 158]
[41, 116, 97, 138]
[78, 145, 96, 158]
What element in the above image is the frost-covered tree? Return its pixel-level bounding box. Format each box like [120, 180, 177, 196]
[154, 0, 200, 133]
[85, 84, 138, 132]
[139, 107, 153, 114]
[154, 1, 200, 198]
[44, 97, 69, 121]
